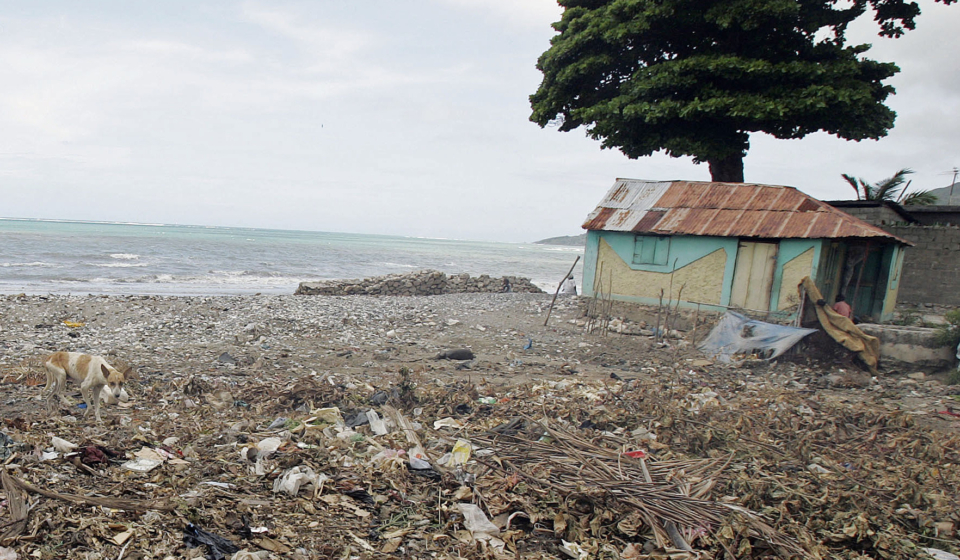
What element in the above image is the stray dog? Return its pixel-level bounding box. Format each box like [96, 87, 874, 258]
[43, 352, 133, 423]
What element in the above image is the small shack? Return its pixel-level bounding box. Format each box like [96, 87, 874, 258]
[582, 179, 911, 322]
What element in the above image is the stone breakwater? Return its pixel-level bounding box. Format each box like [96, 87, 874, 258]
[295, 269, 543, 296]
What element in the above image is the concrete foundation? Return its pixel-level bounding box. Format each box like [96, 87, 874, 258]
[857, 324, 955, 369]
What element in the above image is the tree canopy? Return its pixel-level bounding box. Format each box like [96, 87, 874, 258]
[530, 0, 954, 182]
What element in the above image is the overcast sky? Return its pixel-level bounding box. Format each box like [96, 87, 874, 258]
[1, 1, 958, 242]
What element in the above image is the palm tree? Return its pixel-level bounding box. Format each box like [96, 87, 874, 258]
[841, 168, 936, 206]
[900, 189, 938, 206]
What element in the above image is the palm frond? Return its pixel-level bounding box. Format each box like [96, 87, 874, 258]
[873, 168, 914, 201]
[842, 169, 917, 201]
[841, 174, 866, 200]
[901, 189, 937, 206]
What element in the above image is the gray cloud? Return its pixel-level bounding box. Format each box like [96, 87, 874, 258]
[0, 1, 957, 241]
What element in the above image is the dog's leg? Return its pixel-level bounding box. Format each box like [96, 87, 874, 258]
[79, 382, 93, 419]
[44, 366, 66, 412]
[90, 385, 104, 423]
[41, 366, 53, 397]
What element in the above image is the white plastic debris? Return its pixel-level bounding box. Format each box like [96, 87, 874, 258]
[272, 466, 328, 496]
[256, 437, 283, 459]
[50, 436, 77, 453]
[925, 549, 960, 560]
[458, 503, 500, 536]
[122, 457, 163, 473]
[433, 417, 463, 430]
[309, 407, 344, 426]
[408, 446, 431, 469]
[458, 504, 505, 552]
[366, 410, 388, 436]
[231, 551, 271, 560]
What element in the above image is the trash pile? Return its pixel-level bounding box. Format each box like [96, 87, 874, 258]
[1, 360, 958, 560]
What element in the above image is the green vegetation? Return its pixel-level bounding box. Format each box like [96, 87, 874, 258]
[934, 309, 960, 349]
[934, 310, 960, 384]
[530, 0, 954, 182]
[842, 168, 937, 205]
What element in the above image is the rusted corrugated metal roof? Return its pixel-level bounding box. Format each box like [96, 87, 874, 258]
[582, 179, 910, 244]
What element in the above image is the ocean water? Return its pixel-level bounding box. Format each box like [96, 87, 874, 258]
[0, 219, 584, 296]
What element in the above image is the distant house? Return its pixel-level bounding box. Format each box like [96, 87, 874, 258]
[582, 179, 911, 322]
[823, 200, 919, 227]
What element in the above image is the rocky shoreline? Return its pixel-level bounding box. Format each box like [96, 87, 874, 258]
[294, 270, 543, 296]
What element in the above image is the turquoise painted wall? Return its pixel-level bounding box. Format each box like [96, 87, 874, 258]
[583, 231, 739, 308]
[583, 230, 601, 297]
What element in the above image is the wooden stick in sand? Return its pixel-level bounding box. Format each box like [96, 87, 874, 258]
[544, 256, 580, 326]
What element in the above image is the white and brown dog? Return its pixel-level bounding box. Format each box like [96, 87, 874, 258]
[43, 352, 133, 423]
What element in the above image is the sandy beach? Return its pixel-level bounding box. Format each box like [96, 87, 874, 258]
[1, 292, 959, 559]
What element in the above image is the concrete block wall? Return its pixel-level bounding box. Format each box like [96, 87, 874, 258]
[884, 225, 960, 306]
[838, 205, 908, 226]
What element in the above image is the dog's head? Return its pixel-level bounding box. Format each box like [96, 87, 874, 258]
[101, 364, 134, 398]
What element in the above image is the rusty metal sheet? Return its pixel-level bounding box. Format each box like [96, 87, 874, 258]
[721, 185, 762, 210]
[804, 214, 840, 238]
[632, 210, 665, 233]
[582, 179, 909, 244]
[797, 198, 822, 213]
[697, 184, 737, 209]
[747, 187, 789, 211]
[653, 183, 692, 209]
[607, 182, 632, 205]
[582, 207, 616, 230]
[652, 208, 690, 233]
[698, 209, 746, 237]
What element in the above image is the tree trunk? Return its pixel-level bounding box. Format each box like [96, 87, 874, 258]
[708, 155, 744, 182]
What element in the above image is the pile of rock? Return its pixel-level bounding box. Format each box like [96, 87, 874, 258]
[295, 270, 542, 296]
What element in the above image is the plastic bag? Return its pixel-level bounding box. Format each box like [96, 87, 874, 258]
[183, 523, 240, 560]
[366, 409, 388, 435]
[698, 312, 817, 363]
[450, 439, 472, 467]
[458, 503, 500, 536]
[272, 465, 328, 496]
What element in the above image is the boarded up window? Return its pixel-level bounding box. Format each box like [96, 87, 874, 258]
[633, 235, 670, 266]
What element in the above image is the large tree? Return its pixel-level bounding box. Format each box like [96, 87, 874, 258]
[530, 0, 953, 182]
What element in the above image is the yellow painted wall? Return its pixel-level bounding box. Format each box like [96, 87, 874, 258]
[777, 248, 814, 310]
[595, 238, 726, 304]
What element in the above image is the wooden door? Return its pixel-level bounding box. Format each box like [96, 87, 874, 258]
[730, 241, 778, 311]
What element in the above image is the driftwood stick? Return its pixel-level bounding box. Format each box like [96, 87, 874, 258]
[0, 470, 29, 544]
[655, 289, 664, 343]
[692, 303, 701, 346]
[3, 472, 174, 512]
[544, 256, 580, 326]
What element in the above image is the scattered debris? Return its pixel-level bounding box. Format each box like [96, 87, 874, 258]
[0, 292, 957, 559]
[436, 348, 476, 360]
